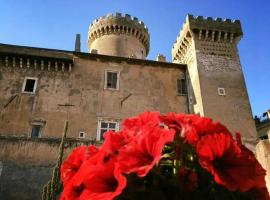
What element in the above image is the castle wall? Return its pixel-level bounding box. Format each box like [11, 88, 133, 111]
[0, 49, 188, 140]
[257, 121, 270, 138]
[0, 136, 87, 200]
[256, 140, 270, 192]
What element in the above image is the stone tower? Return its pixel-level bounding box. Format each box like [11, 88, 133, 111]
[88, 13, 150, 59]
[172, 15, 257, 148]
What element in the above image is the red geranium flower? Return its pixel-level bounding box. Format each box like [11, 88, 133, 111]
[118, 126, 175, 177]
[122, 111, 161, 141]
[101, 130, 127, 157]
[60, 179, 87, 200]
[61, 158, 126, 200]
[81, 159, 127, 200]
[160, 113, 231, 145]
[197, 133, 266, 192]
[61, 145, 99, 186]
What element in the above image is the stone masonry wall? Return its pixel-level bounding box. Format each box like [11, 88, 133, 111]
[0, 136, 92, 200]
[256, 140, 270, 192]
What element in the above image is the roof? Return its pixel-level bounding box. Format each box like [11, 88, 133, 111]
[0, 43, 187, 70]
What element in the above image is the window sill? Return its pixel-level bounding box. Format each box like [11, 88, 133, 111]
[22, 91, 36, 95]
[104, 88, 119, 91]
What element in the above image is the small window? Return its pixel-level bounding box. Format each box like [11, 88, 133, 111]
[30, 120, 45, 138]
[22, 77, 38, 93]
[177, 78, 187, 95]
[218, 87, 226, 96]
[31, 125, 41, 138]
[78, 131, 86, 139]
[97, 120, 119, 141]
[189, 96, 193, 105]
[105, 70, 120, 90]
[259, 135, 268, 140]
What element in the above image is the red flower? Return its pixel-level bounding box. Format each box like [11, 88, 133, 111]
[101, 130, 127, 157]
[81, 159, 127, 200]
[118, 126, 175, 177]
[61, 145, 99, 186]
[60, 179, 87, 200]
[160, 113, 231, 145]
[197, 133, 266, 192]
[61, 158, 126, 200]
[123, 111, 160, 130]
[178, 167, 198, 191]
[122, 111, 161, 141]
[60, 160, 91, 200]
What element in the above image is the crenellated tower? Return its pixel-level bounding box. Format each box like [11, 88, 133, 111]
[172, 15, 257, 148]
[88, 13, 150, 59]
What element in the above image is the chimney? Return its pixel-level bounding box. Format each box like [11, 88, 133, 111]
[156, 54, 166, 62]
[75, 34, 81, 52]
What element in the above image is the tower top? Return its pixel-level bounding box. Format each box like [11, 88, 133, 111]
[172, 14, 243, 62]
[186, 14, 242, 35]
[88, 12, 150, 58]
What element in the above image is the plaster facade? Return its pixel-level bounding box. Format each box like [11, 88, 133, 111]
[0, 44, 187, 140]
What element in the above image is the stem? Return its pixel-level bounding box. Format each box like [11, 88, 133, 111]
[173, 131, 183, 174]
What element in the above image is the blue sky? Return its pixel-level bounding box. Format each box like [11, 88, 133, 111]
[0, 0, 269, 117]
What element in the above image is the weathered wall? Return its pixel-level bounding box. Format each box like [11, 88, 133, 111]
[194, 41, 257, 145]
[171, 15, 257, 149]
[0, 49, 187, 140]
[257, 121, 270, 138]
[256, 140, 270, 192]
[0, 136, 92, 200]
[88, 13, 149, 58]
[90, 34, 147, 58]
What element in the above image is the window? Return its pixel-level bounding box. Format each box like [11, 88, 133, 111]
[105, 70, 120, 90]
[177, 78, 187, 95]
[22, 77, 38, 94]
[78, 131, 86, 139]
[218, 87, 226, 96]
[97, 120, 119, 141]
[30, 120, 45, 138]
[259, 135, 268, 140]
[31, 125, 41, 138]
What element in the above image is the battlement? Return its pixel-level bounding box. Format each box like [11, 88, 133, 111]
[88, 12, 150, 55]
[90, 12, 148, 31]
[187, 14, 242, 36]
[172, 14, 243, 62]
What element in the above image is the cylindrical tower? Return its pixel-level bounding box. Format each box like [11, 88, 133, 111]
[88, 13, 150, 59]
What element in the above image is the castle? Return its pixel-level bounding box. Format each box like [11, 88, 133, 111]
[0, 13, 259, 199]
